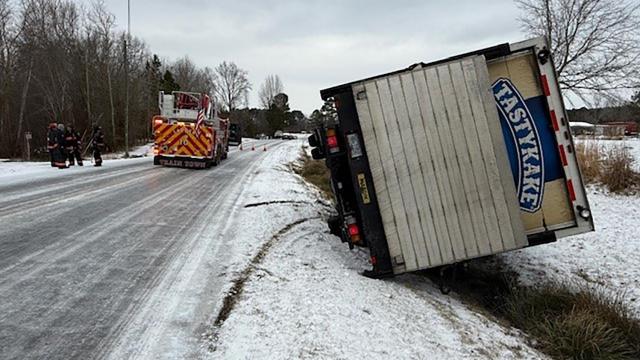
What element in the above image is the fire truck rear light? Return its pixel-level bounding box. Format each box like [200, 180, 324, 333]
[154, 119, 164, 125]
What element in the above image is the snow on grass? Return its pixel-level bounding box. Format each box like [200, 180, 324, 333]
[496, 137, 640, 315]
[498, 189, 640, 315]
[208, 143, 544, 359]
[102, 142, 154, 159]
[575, 137, 640, 171]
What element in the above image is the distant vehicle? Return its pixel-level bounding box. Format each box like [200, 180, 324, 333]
[153, 91, 228, 168]
[274, 130, 284, 139]
[311, 37, 593, 277]
[229, 123, 242, 146]
[282, 134, 296, 140]
[602, 121, 637, 136]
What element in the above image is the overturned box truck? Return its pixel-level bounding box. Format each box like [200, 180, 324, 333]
[311, 37, 594, 277]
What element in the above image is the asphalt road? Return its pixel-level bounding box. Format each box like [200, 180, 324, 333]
[0, 140, 284, 359]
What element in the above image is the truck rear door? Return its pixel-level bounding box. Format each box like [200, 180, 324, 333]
[349, 54, 528, 274]
[486, 38, 592, 238]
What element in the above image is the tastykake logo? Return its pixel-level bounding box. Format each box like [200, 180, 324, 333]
[492, 78, 544, 213]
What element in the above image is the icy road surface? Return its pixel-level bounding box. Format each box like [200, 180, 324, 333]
[0, 139, 286, 359]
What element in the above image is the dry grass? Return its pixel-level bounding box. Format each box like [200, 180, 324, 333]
[504, 284, 640, 360]
[575, 143, 603, 184]
[434, 265, 640, 360]
[575, 142, 639, 193]
[294, 150, 332, 197]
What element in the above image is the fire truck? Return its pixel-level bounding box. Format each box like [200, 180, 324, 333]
[153, 91, 228, 169]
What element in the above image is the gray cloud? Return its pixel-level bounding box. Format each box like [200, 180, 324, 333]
[105, 0, 524, 114]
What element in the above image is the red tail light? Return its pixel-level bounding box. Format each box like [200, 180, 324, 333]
[348, 223, 359, 236]
[347, 222, 361, 243]
[326, 128, 339, 154]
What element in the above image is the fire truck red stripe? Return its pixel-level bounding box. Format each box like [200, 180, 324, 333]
[566, 179, 576, 201]
[558, 144, 568, 166]
[540, 74, 550, 97]
[550, 110, 559, 131]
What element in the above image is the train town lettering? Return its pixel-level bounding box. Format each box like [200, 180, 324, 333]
[159, 159, 206, 169]
[492, 78, 544, 213]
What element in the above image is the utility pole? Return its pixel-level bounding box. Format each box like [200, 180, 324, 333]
[124, 0, 130, 157]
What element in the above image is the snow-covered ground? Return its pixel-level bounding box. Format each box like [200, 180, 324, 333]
[209, 142, 545, 359]
[0, 141, 154, 185]
[499, 190, 640, 314]
[0, 155, 149, 187]
[101, 142, 154, 159]
[3, 135, 637, 358]
[498, 137, 640, 315]
[210, 136, 640, 358]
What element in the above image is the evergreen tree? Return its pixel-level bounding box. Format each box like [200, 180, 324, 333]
[160, 70, 180, 93]
[266, 93, 289, 134]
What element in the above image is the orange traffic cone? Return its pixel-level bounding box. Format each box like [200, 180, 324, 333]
[251, 145, 255, 151]
[263, 145, 267, 151]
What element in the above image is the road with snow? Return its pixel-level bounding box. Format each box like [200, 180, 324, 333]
[0, 139, 285, 359]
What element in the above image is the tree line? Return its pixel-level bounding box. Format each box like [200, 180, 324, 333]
[0, 0, 328, 160]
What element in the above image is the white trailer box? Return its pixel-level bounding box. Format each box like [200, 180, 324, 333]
[315, 37, 594, 276]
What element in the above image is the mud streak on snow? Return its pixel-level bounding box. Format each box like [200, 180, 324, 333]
[208, 217, 317, 351]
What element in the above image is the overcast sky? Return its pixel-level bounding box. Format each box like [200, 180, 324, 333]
[103, 0, 525, 114]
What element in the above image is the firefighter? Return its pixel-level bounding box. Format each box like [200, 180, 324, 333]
[91, 125, 105, 167]
[64, 125, 76, 166]
[65, 124, 83, 166]
[56, 123, 68, 167]
[47, 123, 67, 169]
[47, 123, 57, 167]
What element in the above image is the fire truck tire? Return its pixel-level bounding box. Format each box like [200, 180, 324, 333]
[153, 156, 160, 165]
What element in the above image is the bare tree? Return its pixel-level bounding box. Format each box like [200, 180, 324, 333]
[0, 0, 17, 148]
[258, 74, 283, 108]
[516, 0, 640, 102]
[211, 61, 251, 112]
[171, 56, 214, 94]
[87, 0, 116, 137]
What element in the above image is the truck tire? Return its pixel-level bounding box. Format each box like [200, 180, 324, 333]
[328, 215, 342, 237]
